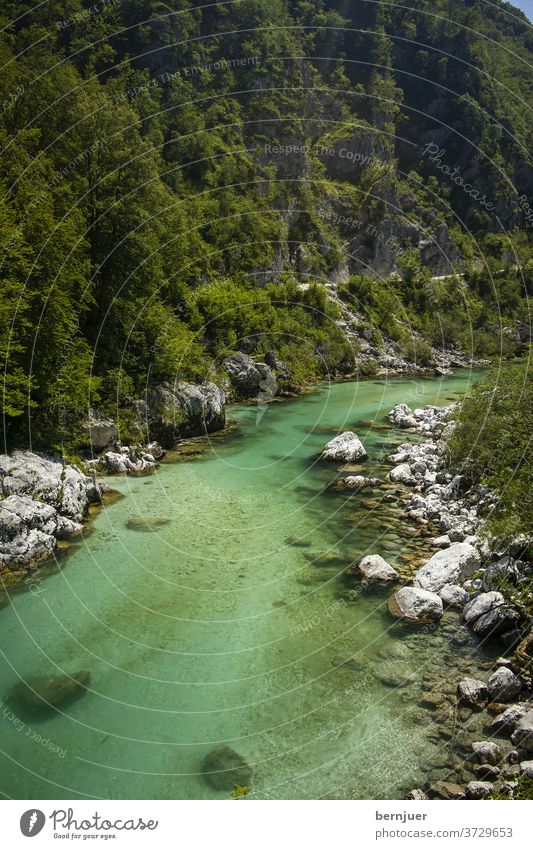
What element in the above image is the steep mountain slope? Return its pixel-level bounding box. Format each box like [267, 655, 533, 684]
[0, 0, 531, 447]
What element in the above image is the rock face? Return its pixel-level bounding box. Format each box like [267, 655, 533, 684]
[413, 543, 479, 593]
[387, 586, 443, 623]
[201, 746, 252, 791]
[511, 712, 533, 752]
[223, 353, 275, 401]
[139, 382, 226, 447]
[457, 677, 489, 709]
[463, 592, 520, 640]
[6, 671, 91, 715]
[0, 452, 102, 571]
[81, 409, 118, 451]
[355, 554, 399, 584]
[487, 668, 522, 702]
[320, 432, 368, 463]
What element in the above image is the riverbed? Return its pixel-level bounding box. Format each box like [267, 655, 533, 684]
[0, 370, 487, 799]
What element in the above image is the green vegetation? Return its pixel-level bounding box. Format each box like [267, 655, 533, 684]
[450, 353, 533, 548]
[0, 0, 531, 449]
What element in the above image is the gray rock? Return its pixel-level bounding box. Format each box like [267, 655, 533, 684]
[511, 711, 533, 752]
[463, 591, 520, 639]
[439, 583, 469, 608]
[487, 668, 522, 702]
[223, 352, 275, 402]
[405, 789, 428, 800]
[466, 781, 493, 799]
[82, 409, 117, 450]
[320, 432, 368, 463]
[414, 542, 480, 593]
[0, 451, 100, 521]
[457, 677, 489, 709]
[99, 447, 156, 475]
[519, 761, 533, 778]
[201, 745, 252, 791]
[356, 554, 399, 583]
[0, 453, 102, 570]
[472, 741, 503, 765]
[490, 703, 531, 735]
[333, 475, 380, 491]
[387, 586, 443, 624]
[474, 764, 500, 780]
[429, 781, 465, 800]
[432, 534, 451, 549]
[389, 463, 414, 484]
[141, 382, 225, 447]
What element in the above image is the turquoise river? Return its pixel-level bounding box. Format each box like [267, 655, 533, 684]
[0, 370, 487, 800]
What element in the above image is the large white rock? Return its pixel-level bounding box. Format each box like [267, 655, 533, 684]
[387, 586, 443, 623]
[413, 542, 480, 592]
[355, 555, 399, 583]
[320, 432, 368, 462]
[389, 463, 414, 484]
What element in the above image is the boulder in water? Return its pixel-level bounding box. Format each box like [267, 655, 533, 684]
[201, 745, 252, 791]
[320, 432, 368, 463]
[127, 516, 170, 531]
[387, 586, 443, 624]
[354, 554, 399, 584]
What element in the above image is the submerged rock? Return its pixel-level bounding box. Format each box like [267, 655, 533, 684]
[429, 781, 465, 800]
[330, 475, 381, 491]
[387, 586, 443, 624]
[320, 432, 368, 463]
[354, 554, 399, 584]
[127, 516, 170, 531]
[201, 745, 252, 791]
[7, 671, 91, 715]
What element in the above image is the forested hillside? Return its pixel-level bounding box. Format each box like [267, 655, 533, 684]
[0, 0, 531, 448]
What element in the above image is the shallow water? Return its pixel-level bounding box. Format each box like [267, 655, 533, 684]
[0, 371, 486, 799]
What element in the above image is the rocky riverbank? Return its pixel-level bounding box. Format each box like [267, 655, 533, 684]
[0, 452, 104, 586]
[371, 401, 532, 799]
[316, 394, 532, 799]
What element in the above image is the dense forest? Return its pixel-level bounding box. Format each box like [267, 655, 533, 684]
[0, 0, 531, 449]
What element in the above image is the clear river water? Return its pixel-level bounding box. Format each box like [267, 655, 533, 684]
[0, 370, 486, 800]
